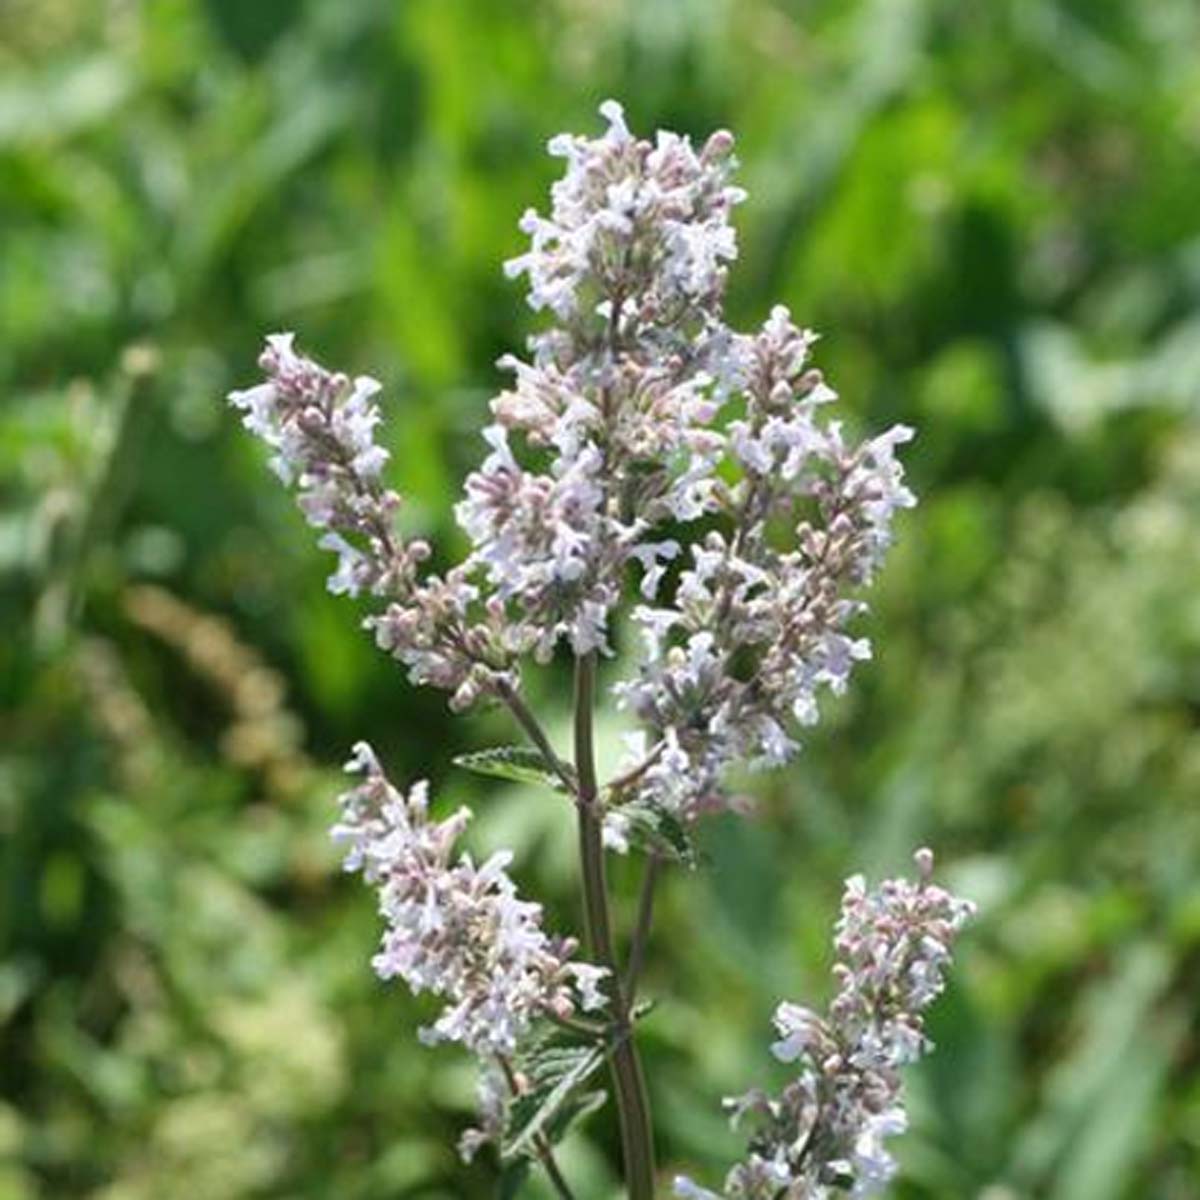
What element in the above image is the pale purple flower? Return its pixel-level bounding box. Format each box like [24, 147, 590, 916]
[461, 100, 743, 660]
[227, 334, 420, 600]
[614, 307, 916, 823]
[676, 851, 974, 1199]
[456, 425, 616, 659]
[505, 100, 742, 327]
[332, 741, 607, 1056]
[229, 336, 524, 711]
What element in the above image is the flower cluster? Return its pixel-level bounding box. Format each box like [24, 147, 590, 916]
[457, 99, 744, 660]
[505, 98, 742, 334]
[332, 742, 607, 1058]
[612, 306, 916, 825]
[228, 333, 420, 598]
[675, 851, 974, 1199]
[228, 104, 914, 754]
[229, 334, 519, 710]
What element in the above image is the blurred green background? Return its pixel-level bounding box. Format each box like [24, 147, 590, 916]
[3, 0, 1200, 1196]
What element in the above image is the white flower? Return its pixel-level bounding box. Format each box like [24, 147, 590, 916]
[686, 852, 974, 1199]
[630, 540, 681, 600]
[457, 1060, 508, 1163]
[769, 1003, 826, 1064]
[230, 335, 527, 709]
[467, 101, 749, 660]
[318, 532, 367, 597]
[226, 101, 942, 1191]
[851, 1108, 907, 1196]
[333, 742, 605, 1057]
[506, 98, 739, 327]
[227, 335, 415, 601]
[613, 304, 917, 818]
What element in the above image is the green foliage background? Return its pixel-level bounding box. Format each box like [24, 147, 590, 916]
[3, 1, 1200, 1196]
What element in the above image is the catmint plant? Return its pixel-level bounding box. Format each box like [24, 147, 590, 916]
[227, 101, 972, 1199]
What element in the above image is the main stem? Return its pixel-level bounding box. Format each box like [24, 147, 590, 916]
[574, 653, 657, 1199]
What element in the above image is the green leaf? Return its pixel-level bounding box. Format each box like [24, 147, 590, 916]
[497, 1159, 531, 1199]
[544, 1087, 607, 1145]
[501, 1043, 606, 1161]
[454, 746, 573, 794]
[608, 800, 696, 866]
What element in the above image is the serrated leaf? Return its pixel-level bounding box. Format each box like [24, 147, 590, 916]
[454, 746, 573, 793]
[610, 800, 696, 866]
[502, 1044, 606, 1161]
[544, 1087, 607, 1145]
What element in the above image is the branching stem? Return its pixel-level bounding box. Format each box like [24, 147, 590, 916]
[542, 1008, 608, 1040]
[497, 1055, 578, 1200]
[624, 854, 661, 1001]
[574, 652, 657, 1199]
[495, 677, 578, 794]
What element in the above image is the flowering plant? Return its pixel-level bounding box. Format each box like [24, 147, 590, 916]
[227, 101, 972, 1199]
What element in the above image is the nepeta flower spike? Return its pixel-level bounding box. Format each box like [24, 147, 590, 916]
[456, 99, 745, 663]
[675, 851, 974, 1199]
[229, 334, 522, 711]
[228, 333, 422, 598]
[333, 742, 607, 1060]
[612, 306, 916, 827]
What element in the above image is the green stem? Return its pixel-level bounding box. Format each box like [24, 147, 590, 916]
[624, 854, 661, 1001]
[495, 677, 577, 794]
[574, 653, 657, 1199]
[538, 1139, 578, 1200]
[498, 1055, 578, 1200]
